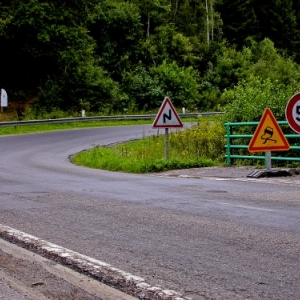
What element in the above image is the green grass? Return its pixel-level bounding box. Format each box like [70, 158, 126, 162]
[0, 115, 226, 173]
[0, 118, 200, 136]
[71, 121, 226, 173]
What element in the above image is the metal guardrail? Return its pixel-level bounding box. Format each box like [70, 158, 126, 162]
[225, 121, 300, 166]
[0, 112, 223, 127]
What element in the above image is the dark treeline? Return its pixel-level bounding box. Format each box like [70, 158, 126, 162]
[1, 0, 300, 117]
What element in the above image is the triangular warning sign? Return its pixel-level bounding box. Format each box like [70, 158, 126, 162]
[248, 108, 290, 152]
[152, 97, 183, 128]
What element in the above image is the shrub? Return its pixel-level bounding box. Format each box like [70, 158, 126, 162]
[222, 75, 300, 123]
[71, 120, 226, 173]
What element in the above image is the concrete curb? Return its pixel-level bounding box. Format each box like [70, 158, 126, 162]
[0, 224, 190, 300]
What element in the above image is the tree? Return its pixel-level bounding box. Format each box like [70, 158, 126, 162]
[217, 0, 259, 47]
[130, 0, 170, 37]
[122, 60, 200, 110]
[254, 0, 300, 61]
[89, 1, 143, 81]
[0, 0, 121, 113]
[222, 75, 300, 123]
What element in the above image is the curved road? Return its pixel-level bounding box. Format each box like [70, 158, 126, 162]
[0, 125, 300, 299]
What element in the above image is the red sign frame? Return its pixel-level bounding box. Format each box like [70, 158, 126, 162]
[285, 92, 300, 134]
[248, 108, 290, 152]
[152, 97, 183, 129]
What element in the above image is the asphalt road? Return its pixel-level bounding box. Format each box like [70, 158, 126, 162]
[0, 125, 300, 299]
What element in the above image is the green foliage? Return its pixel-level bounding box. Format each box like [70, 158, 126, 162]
[150, 61, 200, 109]
[200, 38, 300, 109]
[143, 24, 198, 67]
[130, 0, 171, 37]
[217, 0, 259, 46]
[248, 39, 300, 85]
[2, 0, 300, 115]
[37, 63, 123, 113]
[23, 107, 72, 120]
[218, 0, 300, 62]
[73, 146, 214, 173]
[121, 64, 164, 110]
[122, 60, 200, 110]
[170, 120, 225, 161]
[90, 0, 143, 80]
[0, 0, 123, 113]
[71, 120, 225, 173]
[222, 75, 300, 123]
[255, 0, 300, 61]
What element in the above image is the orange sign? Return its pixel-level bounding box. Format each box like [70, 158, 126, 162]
[248, 108, 290, 152]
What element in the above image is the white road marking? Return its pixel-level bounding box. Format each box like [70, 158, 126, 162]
[0, 224, 189, 300]
[150, 174, 300, 186]
[219, 202, 275, 212]
[215, 177, 300, 186]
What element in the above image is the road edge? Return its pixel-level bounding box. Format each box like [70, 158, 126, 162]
[0, 224, 190, 300]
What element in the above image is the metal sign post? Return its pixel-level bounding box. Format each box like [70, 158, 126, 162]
[265, 151, 272, 171]
[152, 97, 183, 160]
[165, 128, 169, 160]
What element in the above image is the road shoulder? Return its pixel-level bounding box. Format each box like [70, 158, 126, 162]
[0, 238, 136, 300]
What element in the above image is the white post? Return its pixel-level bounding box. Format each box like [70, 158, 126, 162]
[1, 89, 8, 112]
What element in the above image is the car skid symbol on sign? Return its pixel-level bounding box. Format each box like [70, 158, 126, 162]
[261, 126, 277, 144]
[248, 108, 290, 152]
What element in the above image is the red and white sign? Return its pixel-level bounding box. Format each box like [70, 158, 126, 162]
[285, 92, 300, 133]
[152, 97, 183, 128]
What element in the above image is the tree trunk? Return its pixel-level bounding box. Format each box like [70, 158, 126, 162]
[206, 0, 210, 46]
[147, 8, 150, 37]
[211, 1, 214, 41]
[174, 0, 179, 16]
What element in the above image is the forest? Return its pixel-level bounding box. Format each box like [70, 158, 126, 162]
[1, 0, 300, 121]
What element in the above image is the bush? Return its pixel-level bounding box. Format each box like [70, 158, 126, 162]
[222, 75, 300, 123]
[71, 119, 226, 173]
[150, 60, 200, 109]
[122, 60, 200, 111]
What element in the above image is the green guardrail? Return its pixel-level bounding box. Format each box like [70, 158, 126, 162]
[225, 121, 300, 166]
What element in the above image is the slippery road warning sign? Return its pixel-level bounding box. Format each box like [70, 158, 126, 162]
[152, 97, 183, 128]
[248, 108, 290, 152]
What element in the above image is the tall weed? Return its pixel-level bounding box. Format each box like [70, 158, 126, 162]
[72, 120, 225, 173]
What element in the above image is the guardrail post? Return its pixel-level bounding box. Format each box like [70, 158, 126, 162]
[225, 122, 232, 165]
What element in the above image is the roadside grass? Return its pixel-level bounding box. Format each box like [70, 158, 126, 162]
[0, 113, 225, 173]
[0, 118, 201, 136]
[0, 120, 151, 136]
[71, 120, 226, 173]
